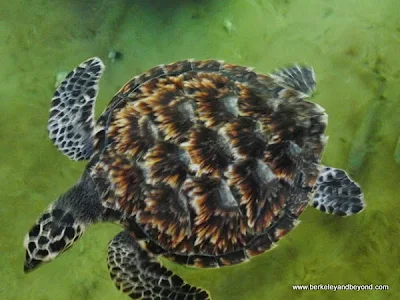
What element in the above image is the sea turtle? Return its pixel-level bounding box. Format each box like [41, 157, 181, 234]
[24, 57, 365, 300]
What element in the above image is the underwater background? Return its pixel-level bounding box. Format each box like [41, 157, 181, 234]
[1, 0, 399, 299]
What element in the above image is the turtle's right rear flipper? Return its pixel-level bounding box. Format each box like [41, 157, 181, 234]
[107, 231, 210, 300]
[312, 166, 365, 216]
[271, 65, 316, 96]
[48, 57, 105, 161]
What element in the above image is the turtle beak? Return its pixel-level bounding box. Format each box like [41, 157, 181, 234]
[24, 254, 42, 273]
[23, 231, 46, 273]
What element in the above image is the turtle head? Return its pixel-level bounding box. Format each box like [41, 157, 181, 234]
[23, 171, 103, 273]
[23, 205, 85, 272]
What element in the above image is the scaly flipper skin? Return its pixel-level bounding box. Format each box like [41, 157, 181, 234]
[271, 66, 316, 96]
[108, 231, 210, 300]
[48, 57, 104, 160]
[312, 166, 365, 216]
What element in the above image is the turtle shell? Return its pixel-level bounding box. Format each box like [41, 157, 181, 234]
[89, 60, 327, 268]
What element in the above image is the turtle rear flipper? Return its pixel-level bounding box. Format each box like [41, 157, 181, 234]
[108, 231, 210, 300]
[48, 57, 105, 161]
[272, 65, 316, 96]
[312, 166, 365, 216]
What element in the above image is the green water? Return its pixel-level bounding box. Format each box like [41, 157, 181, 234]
[1, 0, 399, 299]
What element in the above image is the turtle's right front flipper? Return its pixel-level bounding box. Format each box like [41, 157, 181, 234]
[48, 57, 105, 161]
[108, 231, 210, 300]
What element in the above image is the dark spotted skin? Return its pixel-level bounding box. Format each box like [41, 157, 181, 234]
[89, 60, 327, 268]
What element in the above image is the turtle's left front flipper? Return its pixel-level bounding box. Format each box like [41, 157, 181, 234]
[48, 57, 105, 161]
[312, 166, 365, 216]
[108, 231, 210, 300]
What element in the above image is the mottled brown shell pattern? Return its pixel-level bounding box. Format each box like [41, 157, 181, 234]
[90, 60, 327, 268]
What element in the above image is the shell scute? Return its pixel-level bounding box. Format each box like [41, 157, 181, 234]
[192, 60, 223, 72]
[246, 232, 276, 258]
[182, 177, 247, 254]
[185, 72, 239, 128]
[220, 117, 267, 159]
[221, 63, 257, 82]
[226, 159, 286, 231]
[108, 106, 158, 159]
[137, 186, 192, 250]
[152, 95, 195, 143]
[164, 60, 193, 75]
[144, 141, 189, 188]
[182, 125, 233, 177]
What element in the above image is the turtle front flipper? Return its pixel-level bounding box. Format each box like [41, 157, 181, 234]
[108, 231, 210, 300]
[48, 57, 105, 161]
[312, 166, 365, 216]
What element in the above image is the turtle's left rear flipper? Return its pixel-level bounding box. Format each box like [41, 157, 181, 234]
[312, 166, 365, 216]
[48, 57, 104, 161]
[108, 231, 210, 300]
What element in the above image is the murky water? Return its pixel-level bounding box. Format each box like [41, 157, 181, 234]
[1, 0, 399, 299]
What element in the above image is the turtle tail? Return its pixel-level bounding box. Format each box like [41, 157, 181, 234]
[23, 171, 103, 272]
